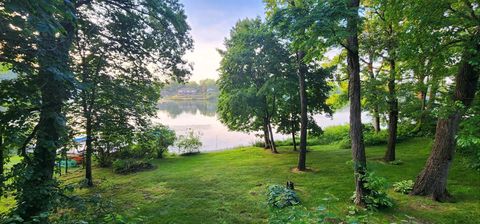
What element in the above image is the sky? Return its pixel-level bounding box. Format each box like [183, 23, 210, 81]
[180, 0, 265, 81]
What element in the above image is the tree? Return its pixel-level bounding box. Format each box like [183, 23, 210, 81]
[1, 0, 192, 219]
[4, 1, 79, 219]
[266, 0, 333, 171]
[218, 18, 292, 153]
[71, 0, 192, 187]
[405, 0, 480, 201]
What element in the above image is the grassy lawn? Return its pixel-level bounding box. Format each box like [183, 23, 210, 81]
[2, 138, 480, 223]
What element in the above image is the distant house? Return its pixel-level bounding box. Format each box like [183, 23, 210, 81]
[177, 88, 198, 95]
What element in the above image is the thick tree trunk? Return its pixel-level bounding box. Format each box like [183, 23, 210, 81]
[411, 46, 480, 201]
[19, 68, 69, 219]
[385, 59, 398, 162]
[17, 7, 76, 220]
[347, 0, 367, 206]
[296, 51, 308, 171]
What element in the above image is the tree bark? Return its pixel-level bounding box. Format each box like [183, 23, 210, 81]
[411, 46, 480, 201]
[17, 5, 76, 220]
[267, 119, 278, 153]
[372, 108, 381, 133]
[385, 59, 398, 162]
[84, 112, 93, 187]
[291, 128, 297, 151]
[296, 51, 308, 171]
[347, 0, 367, 206]
[263, 121, 271, 149]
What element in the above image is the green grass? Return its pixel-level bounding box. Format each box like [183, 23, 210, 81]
[2, 138, 480, 223]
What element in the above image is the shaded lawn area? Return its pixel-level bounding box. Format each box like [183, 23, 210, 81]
[4, 138, 480, 223]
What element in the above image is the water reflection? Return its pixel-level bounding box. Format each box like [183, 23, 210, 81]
[153, 100, 371, 152]
[156, 99, 218, 118]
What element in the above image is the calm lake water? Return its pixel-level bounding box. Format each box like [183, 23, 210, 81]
[153, 99, 371, 152]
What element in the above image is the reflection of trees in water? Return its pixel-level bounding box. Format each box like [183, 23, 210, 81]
[157, 99, 218, 118]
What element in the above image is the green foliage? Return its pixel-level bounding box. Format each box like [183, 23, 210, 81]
[175, 130, 202, 155]
[353, 172, 394, 210]
[457, 98, 480, 171]
[217, 18, 291, 135]
[267, 185, 300, 208]
[268, 194, 371, 224]
[112, 159, 154, 175]
[393, 180, 414, 194]
[132, 125, 176, 159]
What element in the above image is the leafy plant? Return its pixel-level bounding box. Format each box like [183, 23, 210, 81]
[268, 194, 371, 224]
[175, 130, 202, 155]
[134, 125, 176, 159]
[112, 159, 154, 174]
[393, 180, 414, 194]
[267, 185, 300, 208]
[352, 172, 394, 210]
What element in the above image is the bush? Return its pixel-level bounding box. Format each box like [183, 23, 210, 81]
[268, 194, 372, 224]
[267, 185, 300, 208]
[352, 172, 394, 210]
[175, 130, 202, 155]
[118, 125, 176, 160]
[112, 159, 154, 174]
[364, 131, 388, 146]
[393, 180, 414, 194]
[317, 125, 350, 145]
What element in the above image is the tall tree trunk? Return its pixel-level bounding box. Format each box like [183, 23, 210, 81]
[385, 59, 398, 162]
[367, 53, 381, 133]
[372, 108, 381, 133]
[84, 112, 93, 187]
[411, 46, 479, 201]
[291, 114, 297, 151]
[347, 0, 367, 206]
[297, 51, 308, 171]
[17, 7, 76, 220]
[263, 120, 271, 149]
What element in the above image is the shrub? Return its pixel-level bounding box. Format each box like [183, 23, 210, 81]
[393, 180, 414, 194]
[175, 130, 202, 155]
[139, 125, 176, 159]
[118, 125, 176, 160]
[363, 131, 388, 146]
[268, 194, 371, 224]
[352, 172, 394, 210]
[267, 185, 300, 208]
[317, 125, 350, 145]
[112, 159, 154, 174]
[338, 139, 351, 149]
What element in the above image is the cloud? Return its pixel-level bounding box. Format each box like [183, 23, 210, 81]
[181, 0, 264, 81]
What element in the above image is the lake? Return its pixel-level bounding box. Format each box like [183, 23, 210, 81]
[153, 99, 371, 152]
